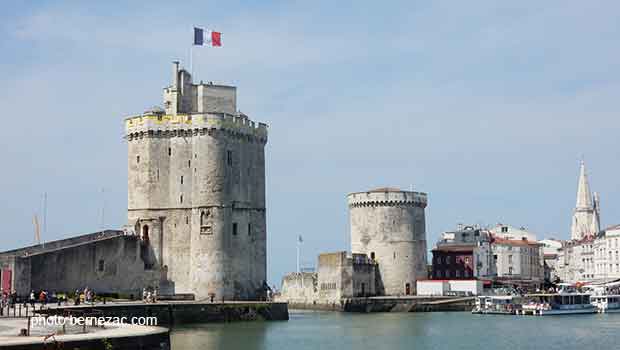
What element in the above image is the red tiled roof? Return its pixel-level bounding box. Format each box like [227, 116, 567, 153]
[492, 236, 539, 246]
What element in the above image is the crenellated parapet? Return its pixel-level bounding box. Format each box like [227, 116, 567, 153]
[124, 112, 268, 143]
[347, 188, 427, 209]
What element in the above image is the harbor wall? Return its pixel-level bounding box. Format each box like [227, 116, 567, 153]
[42, 302, 289, 325]
[287, 297, 474, 313]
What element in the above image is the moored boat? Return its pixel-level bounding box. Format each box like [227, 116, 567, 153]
[472, 295, 522, 315]
[519, 293, 597, 316]
[591, 295, 620, 313]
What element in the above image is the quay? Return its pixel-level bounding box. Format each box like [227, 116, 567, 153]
[36, 300, 289, 325]
[0, 317, 169, 350]
[287, 296, 474, 313]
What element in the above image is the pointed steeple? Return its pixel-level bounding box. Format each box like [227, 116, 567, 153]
[590, 192, 601, 234]
[575, 160, 593, 210]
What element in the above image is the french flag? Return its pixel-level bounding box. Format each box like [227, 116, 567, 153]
[194, 27, 222, 47]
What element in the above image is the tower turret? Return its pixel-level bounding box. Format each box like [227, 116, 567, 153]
[125, 62, 268, 300]
[348, 188, 428, 295]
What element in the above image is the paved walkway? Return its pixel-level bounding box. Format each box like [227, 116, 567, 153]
[0, 317, 168, 347]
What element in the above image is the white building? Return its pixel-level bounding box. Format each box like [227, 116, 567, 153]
[489, 224, 537, 242]
[540, 239, 563, 282]
[493, 237, 543, 283]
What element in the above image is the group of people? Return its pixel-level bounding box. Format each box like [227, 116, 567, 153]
[74, 287, 96, 305]
[142, 287, 158, 303]
[1, 289, 18, 310]
[28, 289, 52, 308]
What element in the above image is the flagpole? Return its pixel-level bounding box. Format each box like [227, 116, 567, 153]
[190, 45, 194, 77]
[297, 236, 301, 273]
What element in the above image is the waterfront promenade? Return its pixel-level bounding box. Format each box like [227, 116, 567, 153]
[0, 317, 169, 350]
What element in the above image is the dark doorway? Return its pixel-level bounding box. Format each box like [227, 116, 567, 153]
[370, 252, 375, 260]
[405, 283, 411, 295]
[142, 225, 150, 243]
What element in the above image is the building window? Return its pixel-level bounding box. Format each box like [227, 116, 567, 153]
[227, 150, 233, 166]
[501, 226, 508, 233]
[157, 169, 160, 181]
[370, 252, 375, 260]
[233, 223, 238, 236]
[508, 255, 513, 264]
[181, 176, 184, 185]
[98, 260, 104, 272]
[508, 267, 513, 275]
[200, 211, 212, 235]
[188, 160, 191, 168]
[186, 216, 189, 225]
[180, 195, 183, 204]
[168, 147, 172, 156]
[136, 155, 140, 164]
[248, 223, 252, 236]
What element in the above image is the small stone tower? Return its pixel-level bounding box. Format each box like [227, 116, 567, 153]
[125, 62, 268, 300]
[348, 188, 428, 295]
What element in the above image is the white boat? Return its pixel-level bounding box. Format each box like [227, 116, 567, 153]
[519, 293, 597, 316]
[591, 295, 620, 313]
[472, 295, 522, 315]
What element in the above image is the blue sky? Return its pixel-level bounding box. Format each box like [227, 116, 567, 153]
[1, 0, 619, 286]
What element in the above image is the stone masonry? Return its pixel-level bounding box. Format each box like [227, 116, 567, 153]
[348, 188, 428, 295]
[125, 62, 268, 300]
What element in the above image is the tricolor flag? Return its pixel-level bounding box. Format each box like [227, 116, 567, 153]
[194, 27, 222, 47]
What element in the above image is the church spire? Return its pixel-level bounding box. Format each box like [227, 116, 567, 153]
[575, 160, 593, 209]
[571, 160, 598, 240]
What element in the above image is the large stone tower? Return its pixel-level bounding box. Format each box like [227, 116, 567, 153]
[125, 62, 268, 300]
[570, 160, 600, 240]
[348, 188, 428, 295]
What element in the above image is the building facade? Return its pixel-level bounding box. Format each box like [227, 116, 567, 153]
[125, 62, 268, 300]
[493, 237, 543, 283]
[430, 224, 543, 286]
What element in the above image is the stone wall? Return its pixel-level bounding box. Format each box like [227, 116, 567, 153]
[277, 252, 377, 306]
[4, 235, 160, 296]
[278, 272, 318, 304]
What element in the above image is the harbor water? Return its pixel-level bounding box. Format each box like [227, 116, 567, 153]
[171, 310, 620, 350]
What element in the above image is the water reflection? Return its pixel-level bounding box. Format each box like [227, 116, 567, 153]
[170, 310, 620, 350]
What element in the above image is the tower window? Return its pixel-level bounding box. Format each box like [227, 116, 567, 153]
[98, 260, 104, 272]
[227, 150, 233, 166]
[188, 160, 191, 168]
[136, 155, 140, 164]
[180, 195, 183, 204]
[248, 223, 252, 236]
[168, 148, 172, 156]
[233, 223, 238, 236]
[186, 216, 189, 224]
[181, 176, 184, 185]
